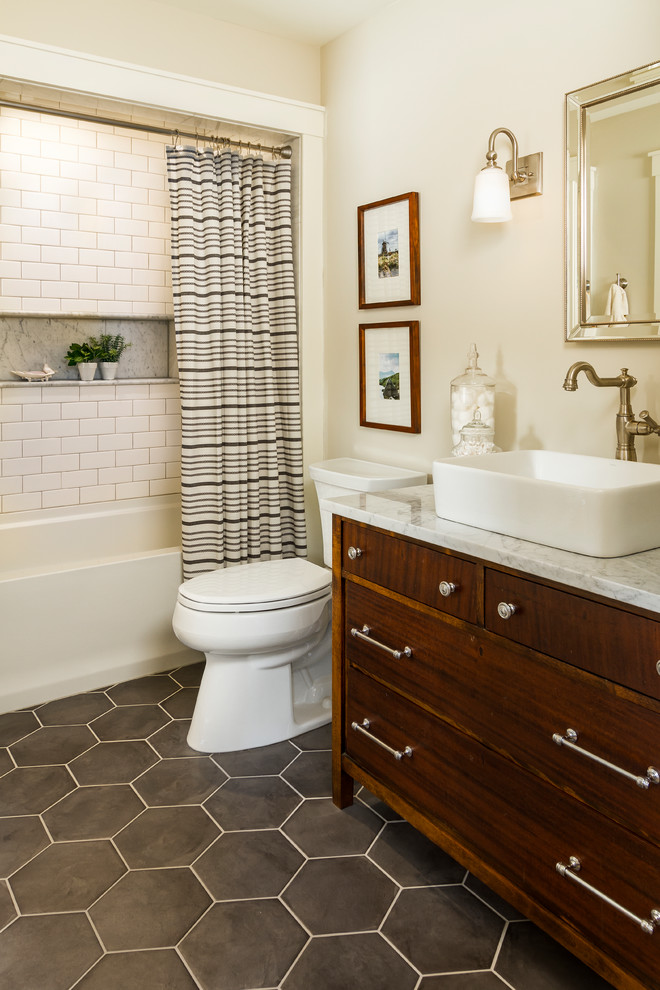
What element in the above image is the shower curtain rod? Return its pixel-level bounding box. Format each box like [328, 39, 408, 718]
[0, 99, 293, 159]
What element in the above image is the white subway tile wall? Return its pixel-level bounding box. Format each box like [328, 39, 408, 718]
[0, 382, 181, 512]
[0, 108, 174, 316]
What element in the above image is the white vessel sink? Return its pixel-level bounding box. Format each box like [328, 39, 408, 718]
[432, 449, 660, 557]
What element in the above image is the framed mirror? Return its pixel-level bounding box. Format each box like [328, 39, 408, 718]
[566, 61, 660, 341]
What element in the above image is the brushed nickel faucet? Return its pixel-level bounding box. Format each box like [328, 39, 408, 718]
[562, 362, 660, 461]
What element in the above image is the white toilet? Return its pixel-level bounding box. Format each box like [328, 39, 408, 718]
[172, 458, 427, 752]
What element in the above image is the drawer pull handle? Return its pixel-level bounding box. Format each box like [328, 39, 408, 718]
[439, 581, 458, 597]
[497, 601, 518, 620]
[556, 856, 660, 934]
[552, 728, 660, 790]
[347, 546, 362, 560]
[351, 625, 412, 660]
[351, 718, 413, 761]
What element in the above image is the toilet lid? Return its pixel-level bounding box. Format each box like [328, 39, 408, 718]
[177, 557, 332, 612]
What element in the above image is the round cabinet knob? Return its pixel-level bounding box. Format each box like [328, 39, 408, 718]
[497, 601, 518, 620]
[439, 581, 457, 597]
[347, 546, 362, 560]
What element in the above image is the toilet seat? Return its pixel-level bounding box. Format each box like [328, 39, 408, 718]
[177, 557, 331, 613]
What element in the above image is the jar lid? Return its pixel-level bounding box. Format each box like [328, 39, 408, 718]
[459, 407, 494, 441]
[450, 343, 495, 387]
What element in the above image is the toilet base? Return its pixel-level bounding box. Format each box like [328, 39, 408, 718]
[186, 639, 332, 753]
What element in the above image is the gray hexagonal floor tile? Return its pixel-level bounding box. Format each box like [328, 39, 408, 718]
[89, 868, 211, 950]
[195, 829, 303, 899]
[69, 741, 158, 785]
[0, 913, 102, 989]
[133, 756, 226, 806]
[180, 899, 307, 990]
[282, 932, 417, 990]
[0, 880, 16, 930]
[159, 688, 198, 719]
[281, 750, 332, 797]
[92, 704, 170, 741]
[464, 874, 526, 921]
[0, 816, 50, 877]
[204, 775, 301, 830]
[106, 674, 179, 706]
[36, 693, 113, 725]
[0, 749, 14, 777]
[282, 796, 383, 857]
[356, 787, 404, 821]
[369, 820, 466, 887]
[10, 724, 96, 766]
[0, 765, 75, 815]
[212, 740, 298, 777]
[0, 711, 39, 747]
[282, 855, 397, 935]
[291, 722, 332, 750]
[43, 784, 145, 840]
[382, 886, 505, 974]
[495, 920, 614, 989]
[10, 840, 126, 913]
[418, 973, 509, 988]
[171, 661, 204, 688]
[114, 805, 220, 868]
[149, 719, 203, 758]
[76, 949, 199, 989]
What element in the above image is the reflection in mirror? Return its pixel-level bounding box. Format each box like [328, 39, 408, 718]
[566, 62, 660, 341]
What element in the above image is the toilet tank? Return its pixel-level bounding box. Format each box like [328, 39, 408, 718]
[309, 458, 428, 566]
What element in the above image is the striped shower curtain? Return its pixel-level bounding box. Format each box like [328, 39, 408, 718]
[165, 147, 307, 579]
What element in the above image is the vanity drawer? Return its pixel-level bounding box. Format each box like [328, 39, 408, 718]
[341, 521, 479, 621]
[345, 580, 481, 701]
[346, 580, 660, 843]
[485, 568, 660, 699]
[345, 666, 660, 989]
[473, 634, 660, 845]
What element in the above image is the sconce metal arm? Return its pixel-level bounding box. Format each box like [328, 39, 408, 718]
[486, 128, 522, 182]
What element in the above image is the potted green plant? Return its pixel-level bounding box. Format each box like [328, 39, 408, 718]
[89, 334, 132, 380]
[65, 339, 103, 381]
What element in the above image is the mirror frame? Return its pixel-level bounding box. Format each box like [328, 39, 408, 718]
[565, 61, 660, 342]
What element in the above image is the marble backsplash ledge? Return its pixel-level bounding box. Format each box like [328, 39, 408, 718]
[0, 316, 176, 381]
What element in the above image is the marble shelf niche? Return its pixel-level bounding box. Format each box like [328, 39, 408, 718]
[0, 314, 177, 383]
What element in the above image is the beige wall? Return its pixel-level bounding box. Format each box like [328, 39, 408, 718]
[321, 0, 660, 471]
[2, 0, 320, 105]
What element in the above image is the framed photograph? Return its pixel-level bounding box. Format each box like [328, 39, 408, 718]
[359, 321, 421, 433]
[357, 192, 420, 309]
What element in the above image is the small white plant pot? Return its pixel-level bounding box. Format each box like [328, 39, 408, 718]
[99, 362, 118, 381]
[78, 362, 97, 382]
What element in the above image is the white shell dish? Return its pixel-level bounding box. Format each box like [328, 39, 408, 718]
[11, 364, 56, 382]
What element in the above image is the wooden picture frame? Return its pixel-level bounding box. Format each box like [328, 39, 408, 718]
[358, 192, 420, 309]
[359, 320, 421, 433]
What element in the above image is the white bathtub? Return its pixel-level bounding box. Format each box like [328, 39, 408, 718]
[0, 495, 198, 714]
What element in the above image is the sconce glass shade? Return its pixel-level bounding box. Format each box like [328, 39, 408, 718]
[471, 166, 512, 223]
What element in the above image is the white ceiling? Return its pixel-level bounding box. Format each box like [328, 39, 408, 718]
[153, 0, 397, 46]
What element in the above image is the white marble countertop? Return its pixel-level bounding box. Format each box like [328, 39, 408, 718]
[322, 485, 660, 616]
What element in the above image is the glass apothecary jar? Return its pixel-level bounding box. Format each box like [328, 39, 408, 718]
[450, 343, 495, 450]
[452, 408, 501, 456]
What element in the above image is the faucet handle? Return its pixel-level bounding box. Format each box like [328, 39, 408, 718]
[639, 411, 660, 434]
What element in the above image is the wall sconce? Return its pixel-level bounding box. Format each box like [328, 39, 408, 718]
[471, 127, 543, 222]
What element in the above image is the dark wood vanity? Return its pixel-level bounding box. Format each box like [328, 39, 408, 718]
[331, 513, 660, 990]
